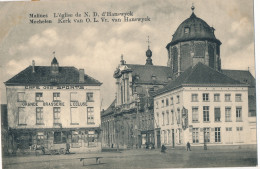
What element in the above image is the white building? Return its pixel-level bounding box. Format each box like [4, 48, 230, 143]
[5, 57, 102, 153]
[153, 62, 252, 148]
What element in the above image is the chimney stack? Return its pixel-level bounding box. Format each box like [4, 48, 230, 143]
[79, 69, 85, 83]
[32, 60, 35, 73]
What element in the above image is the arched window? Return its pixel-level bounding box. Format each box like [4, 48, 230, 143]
[194, 42, 205, 58]
[208, 43, 215, 68]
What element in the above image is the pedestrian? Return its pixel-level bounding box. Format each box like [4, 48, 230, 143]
[186, 141, 191, 151]
[161, 144, 167, 153]
[66, 142, 70, 154]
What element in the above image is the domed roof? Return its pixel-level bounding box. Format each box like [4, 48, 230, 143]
[166, 12, 221, 49]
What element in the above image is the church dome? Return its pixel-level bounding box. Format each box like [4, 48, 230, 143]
[166, 12, 221, 49]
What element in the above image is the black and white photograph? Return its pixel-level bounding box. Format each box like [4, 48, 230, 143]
[0, 0, 258, 168]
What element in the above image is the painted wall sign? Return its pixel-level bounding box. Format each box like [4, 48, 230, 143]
[25, 85, 85, 90]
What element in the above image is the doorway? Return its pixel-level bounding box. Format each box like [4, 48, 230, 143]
[156, 131, 161, 148]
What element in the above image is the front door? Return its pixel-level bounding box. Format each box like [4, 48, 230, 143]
[156, 131, 161, 148]
[172, 129, 175, 148]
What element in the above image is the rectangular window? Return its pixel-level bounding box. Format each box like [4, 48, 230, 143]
[214, 107, 221, 122]
[17, 92, 25, 102]
[18, 107, 26, 125]
[70, 92, 77, 101]
[36, 107, 43, 124]
[236, 127, 243, 131]
[171, 109, 174, 124]
[236, 107, 242, 122]
[225, 107, 232, 122]
[53, 92, 60, 101]
[71, 107, 79, 125]
[161, 100, 164, 107]
[168, 130, 171, 144]
[170, 97, 173, 105]
[235, 94, 242, 102]
[203, 93, 209, 101]
[156, 113, 159, 126]
[176, 95, 180, 104]
[215, 127, 221, 142]
[204, 128, 210, 143]
[226, 127, 232, 131]
[35, 92, 43, 102]
[87, 107, 94, 124]
[191, 94, 198, 102]
[156, 101, 159, 109]
[203, 106, 209, 122]
[214, 94, 220, 102]
[177, 109, 180, 124]
[225, 94, 231, 102]
[164, 130, 167, 144]
[166, 111, 169, 125]
[53, 107, 61, 124]
[162, 112, 165, 125]
[192, 107, 199, 122]
[87, 92, 94, 101]
[166, 98, 169, 106]
[192, 128, 199, 143]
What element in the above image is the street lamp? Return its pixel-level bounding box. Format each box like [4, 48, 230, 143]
[204, 128, 207, 150]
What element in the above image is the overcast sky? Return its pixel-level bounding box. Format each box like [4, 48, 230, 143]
[0, 0, 255, 109]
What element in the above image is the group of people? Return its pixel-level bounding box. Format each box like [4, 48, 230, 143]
[161, 142, 191, 153]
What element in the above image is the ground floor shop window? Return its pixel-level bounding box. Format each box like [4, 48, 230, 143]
[142, 134, 146, 145]
[192, 128, 199, 143]
[37, 132, 44, 145]
[88, 131, 96, 147]
[54, 131, 66, 144]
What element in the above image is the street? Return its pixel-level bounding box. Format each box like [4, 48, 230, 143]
[2, 146, 257, 169]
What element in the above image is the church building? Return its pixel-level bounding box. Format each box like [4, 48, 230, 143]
[102, 5, 256, 149]
[153, 6, 256, 148]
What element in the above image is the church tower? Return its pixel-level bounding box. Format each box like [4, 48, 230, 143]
[166, 5, 222, 76]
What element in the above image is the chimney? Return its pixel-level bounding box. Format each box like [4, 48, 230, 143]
[32, 60, 35, 73]
[79, 69, 85, 83]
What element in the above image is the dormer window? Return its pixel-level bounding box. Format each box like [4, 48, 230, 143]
[184, 27, 190, 34]
[152, 75, 157, 80]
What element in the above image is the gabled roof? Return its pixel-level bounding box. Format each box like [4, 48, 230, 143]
[125, 64, 174, 85]
[222, 69, 255, 87]
[5, 66, 102, 86]
[102, 99, 116, 117]
[154, 62, 247, 96]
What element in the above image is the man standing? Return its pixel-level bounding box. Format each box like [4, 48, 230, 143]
[186, 142, 191, 151]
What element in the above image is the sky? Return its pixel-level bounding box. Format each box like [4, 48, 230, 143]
[0, 0, 255, 110]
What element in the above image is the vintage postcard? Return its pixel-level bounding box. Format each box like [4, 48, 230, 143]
[0, 0, 257, 168]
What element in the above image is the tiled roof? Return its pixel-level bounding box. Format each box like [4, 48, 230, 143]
[154, 62, 247, 96]
[102, 99, 116, 117]
[126, 64, 174, 85]
[222, 69, 255, 87]
[167, 13, 221, 48]
[5, 66, 102, 86]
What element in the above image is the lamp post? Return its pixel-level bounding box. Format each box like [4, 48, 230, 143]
[135, 95, 140, 148]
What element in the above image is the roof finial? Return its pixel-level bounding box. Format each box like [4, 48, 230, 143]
[53, 51, 55, 57]
[120, 54, 125, 65]
[146, 36, 151, 49]
[191, 3, 195, 13]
